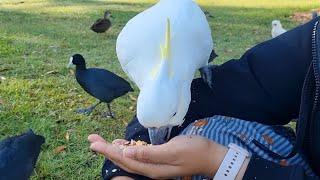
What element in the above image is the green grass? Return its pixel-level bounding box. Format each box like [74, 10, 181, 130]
[0, 0, 319, 179]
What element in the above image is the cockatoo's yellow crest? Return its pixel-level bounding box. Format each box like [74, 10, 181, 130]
[152, 18, 173, 78]
[161, 18, 171, 60]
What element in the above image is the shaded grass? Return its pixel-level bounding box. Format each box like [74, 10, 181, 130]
[0, 0, 319, 179]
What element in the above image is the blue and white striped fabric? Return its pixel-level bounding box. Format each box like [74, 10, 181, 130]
[179, 115, 315, 180]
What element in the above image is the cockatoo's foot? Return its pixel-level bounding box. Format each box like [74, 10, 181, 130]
[76, 108, 94, 115]
[102, 111, 115, 119]
[199, 65, 218, 89]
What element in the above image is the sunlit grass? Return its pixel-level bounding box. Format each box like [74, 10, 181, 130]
[199, 0, 319, 8]
[0, 0, 318, 179]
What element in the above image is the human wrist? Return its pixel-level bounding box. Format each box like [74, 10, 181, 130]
[204, 141, 228, 177]
[205, 143, 251, 179]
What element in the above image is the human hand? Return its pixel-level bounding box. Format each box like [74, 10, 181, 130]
[88, 134, 228, 179]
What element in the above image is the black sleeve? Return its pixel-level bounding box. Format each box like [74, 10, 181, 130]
[244, 156, 320, 180]
[187, 18, 316, 125]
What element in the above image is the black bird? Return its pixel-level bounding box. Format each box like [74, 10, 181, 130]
[90, 10, 112, 33]
[199, 64, 218, 90]
[312, 11, 318, 19]
[0, 129, 45, 180]
[199, 49, 219, 89]
[68, 54, 134, 118]
[203, 10, 214, 18]
[208, 49, 218, 63]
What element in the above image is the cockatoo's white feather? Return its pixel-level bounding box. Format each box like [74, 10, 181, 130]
[116, 0, 213, 128]
[271, 20, 287, 38]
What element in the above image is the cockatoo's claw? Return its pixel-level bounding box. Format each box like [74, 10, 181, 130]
[148, 126, 172, 145]
[199, 65, 217, 89]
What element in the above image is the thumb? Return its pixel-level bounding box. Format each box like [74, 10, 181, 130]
[123, 144, 174, 164]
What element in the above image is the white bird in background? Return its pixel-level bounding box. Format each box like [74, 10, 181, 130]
[116, 0, 213, 144]
[271, 20, 287, 38]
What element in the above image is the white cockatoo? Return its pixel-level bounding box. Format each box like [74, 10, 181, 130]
[271, 20, 287, 38]
[116, 0, 213, 144]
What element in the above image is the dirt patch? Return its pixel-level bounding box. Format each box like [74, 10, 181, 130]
[291, 9, 319, 23]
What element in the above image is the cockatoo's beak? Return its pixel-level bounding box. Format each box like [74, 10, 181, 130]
[148, 126, 173, 145]
[147, 19, 174, 145]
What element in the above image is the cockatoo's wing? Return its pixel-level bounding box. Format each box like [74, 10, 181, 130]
[272, 28, 276, 38]
[280, 28, 287, 34]
[272, 27, 287, 38]
[116, 0, 213, 89]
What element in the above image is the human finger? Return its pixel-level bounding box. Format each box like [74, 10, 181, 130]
[88, 134, 107, 143]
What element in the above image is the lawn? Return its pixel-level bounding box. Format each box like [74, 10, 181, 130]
[0, 0, 319, 179]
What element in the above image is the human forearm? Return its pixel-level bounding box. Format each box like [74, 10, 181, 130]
[205, 141, 318, 180]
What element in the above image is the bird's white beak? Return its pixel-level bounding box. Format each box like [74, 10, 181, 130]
[67, 57, 74, 68]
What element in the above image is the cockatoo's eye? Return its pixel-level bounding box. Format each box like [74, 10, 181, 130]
[171, 112, 177, 118]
